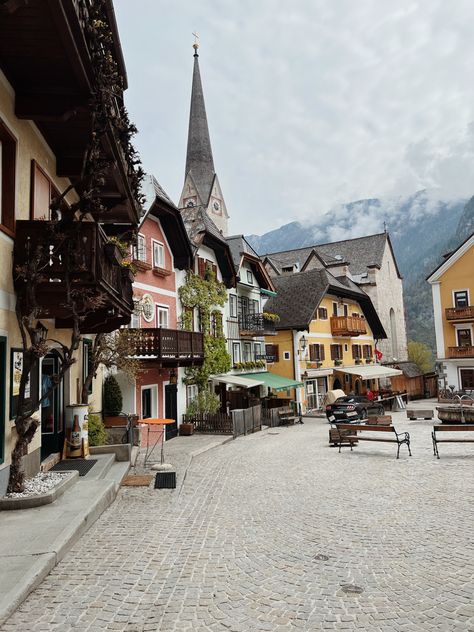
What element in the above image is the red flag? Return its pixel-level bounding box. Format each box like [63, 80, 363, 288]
[375, 348, 383, 361]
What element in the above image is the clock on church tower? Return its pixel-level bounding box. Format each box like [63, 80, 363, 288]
[211, 198, 222, 215]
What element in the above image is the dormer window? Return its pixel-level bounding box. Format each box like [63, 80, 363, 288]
[247, 270, 253, 284]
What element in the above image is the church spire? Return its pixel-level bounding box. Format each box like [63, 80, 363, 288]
[184, 40, 215, 205]
[179, 39, 229, 236]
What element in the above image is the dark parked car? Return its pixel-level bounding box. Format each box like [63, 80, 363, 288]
[326, 396, 384, 423]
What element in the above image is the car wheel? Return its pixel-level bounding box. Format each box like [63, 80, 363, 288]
[360, 408, 367, 420]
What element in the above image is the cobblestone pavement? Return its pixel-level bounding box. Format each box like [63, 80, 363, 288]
[2, 413, 474, 631]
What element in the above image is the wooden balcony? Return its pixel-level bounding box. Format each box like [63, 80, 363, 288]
[14, 221, 134, 333]
[448, 346, 474, 358]
[330, 316, 367, 337]
[445, 306, 474, 321]
[124, 328, 204, 367]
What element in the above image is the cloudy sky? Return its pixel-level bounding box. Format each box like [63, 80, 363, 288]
[114, 0, 474, 235]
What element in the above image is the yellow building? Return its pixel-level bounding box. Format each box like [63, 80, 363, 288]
[427, 232, 474, 392]
[263, 268, 402, 411]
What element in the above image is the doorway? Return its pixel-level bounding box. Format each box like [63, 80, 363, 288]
[0, 337, 6, 465]
[164, 384, 178, 440]
[333, 377, 342, 390]
[40, 352, 64, 460]
[141, 386, 153, 419]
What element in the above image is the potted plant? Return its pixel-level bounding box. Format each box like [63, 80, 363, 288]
[121, 260, 136, 283]
[334, 359, 343, 366]
[262, 311, 280, 322]
[103, 375, 124, 427]
[105, 237, 128, 266]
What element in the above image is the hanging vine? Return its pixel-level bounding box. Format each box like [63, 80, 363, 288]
[178, 268, 231, 390]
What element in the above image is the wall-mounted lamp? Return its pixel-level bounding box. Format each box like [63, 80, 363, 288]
[300, 335, 307, 352]
[35, 321, 48, 344]
[169, 369, 178, 385]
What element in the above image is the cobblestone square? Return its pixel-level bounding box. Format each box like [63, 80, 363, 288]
[2, 413, 474, 631]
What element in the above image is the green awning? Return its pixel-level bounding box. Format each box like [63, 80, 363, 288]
[239, 371, 303, 392]
[260, 288, 277, 297]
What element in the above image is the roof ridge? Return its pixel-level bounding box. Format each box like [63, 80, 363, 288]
[264, 232, 386, 256]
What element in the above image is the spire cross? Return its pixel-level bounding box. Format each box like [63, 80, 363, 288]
[192, 31, 199, 53]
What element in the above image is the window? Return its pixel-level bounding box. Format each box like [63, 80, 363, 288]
[251, 299, 259, 314]
[283, 351, 290, 361]
[156, 306, 169, 328]
[457, 329, 472, 347]
[343, 304, 348, 317]
[243, 342, 252, 362]
[254, 342, 262, 359]
[232, 342, 241, 364]
[363, 344, 373, 358]
[152, 241, 165, 268]
[186, 384, 198, 408]
[83, 339, 93, 395]
[265, 344, 279, 363]
[247, 270, 253, 284]
[330, 344, 343, 360]
[130, 312, 140, 329]
[332, 302, 338, 316]
[135, 234, 146, 261]
[352, 345, 362, 359]
[454, 291, 469, 308]
[318, 307, 328, 319]
[309, 344, 325, 361]
[197, 257, 217, 279]
[0, 120, 15, 234]
[229, 294, 237, 318]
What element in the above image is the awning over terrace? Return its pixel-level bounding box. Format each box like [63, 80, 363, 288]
[239, 371, 303, 392]
[336, 365, 403, 380]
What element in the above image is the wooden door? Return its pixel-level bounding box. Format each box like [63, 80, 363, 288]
[40, 352, 64, 460]
[0, 337, 6, 465]
[164, 384, 178, 440]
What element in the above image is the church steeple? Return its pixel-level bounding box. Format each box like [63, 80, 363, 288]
[179, 40, 229, 236]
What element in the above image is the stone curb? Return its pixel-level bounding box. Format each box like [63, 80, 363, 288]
[0, 470, 79, 511]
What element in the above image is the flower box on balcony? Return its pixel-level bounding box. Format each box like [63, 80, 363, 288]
[306, 361, 322, 369]
[355, 359, 362, 365]
[365, 358, 373, 364]
[334, 360, 343, 366]
[152, 266, 172, 277]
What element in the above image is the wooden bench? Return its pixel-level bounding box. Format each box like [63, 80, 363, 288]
[278, 407, 296, 426]
[407, 408, 433, 420]
[432, 424, 474, 459]
[334, 423, 412, 459]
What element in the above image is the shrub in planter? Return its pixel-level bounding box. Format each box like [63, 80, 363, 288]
[88, 412, 107, 446]
[103, 375, 123, 416]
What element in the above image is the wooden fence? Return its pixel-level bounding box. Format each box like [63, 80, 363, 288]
[231, 405, 262, 438]
[261, 407, 282, 428]
[182, 404, 262, 438]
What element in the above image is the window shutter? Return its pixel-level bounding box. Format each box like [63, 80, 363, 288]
[330, 344, 336, 360]
[309, 344, 316, 361]
[265, 344, 279, 363]
[320, 345, 325, 361]
[198, 257, 206, 278]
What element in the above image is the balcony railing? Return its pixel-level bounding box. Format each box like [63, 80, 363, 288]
[445, 306, 474, 321]
[124, 328, 204, 367]
[448, 346, 474, 358]
[330, 316, 367, 337]
[14, 221, 133, 333]
[238, 314, 276, 337]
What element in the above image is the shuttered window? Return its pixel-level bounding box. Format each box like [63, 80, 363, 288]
[330, 344, 343, 360]
[317, 307, 328, 319]
[309, 344, 325, 361]
[352, 345, 362, 359]
[363, 344, 373, 358]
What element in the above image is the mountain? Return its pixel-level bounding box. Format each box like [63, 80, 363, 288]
[246, 191, 470, 351]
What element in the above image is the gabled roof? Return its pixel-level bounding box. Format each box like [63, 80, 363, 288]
[264, 233, 401, 279]
[181, 205, 236, 288]
[184, 50, 216, 208]
[226, 235, 276, 292]
[426, 231, 474, 282]
[385, 361, 424, 378]
[264, 268, 386, 338]
[142, 176, 193, 270]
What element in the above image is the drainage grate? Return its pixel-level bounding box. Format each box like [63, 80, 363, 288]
[51, 459, 98, 476]
[341, 584, 364, 595]
[314, 553, 330, 561]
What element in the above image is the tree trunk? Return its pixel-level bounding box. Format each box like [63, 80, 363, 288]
[8, 416, 39, 493]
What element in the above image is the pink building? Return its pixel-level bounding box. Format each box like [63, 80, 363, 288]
[117, 177, 204, 439]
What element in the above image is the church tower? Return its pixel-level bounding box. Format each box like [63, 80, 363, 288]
[179, 40, 229, 236]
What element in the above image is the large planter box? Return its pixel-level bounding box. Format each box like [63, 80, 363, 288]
[179, 423, 194, 436]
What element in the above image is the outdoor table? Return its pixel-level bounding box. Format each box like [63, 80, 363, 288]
[140, 418, 175, 469]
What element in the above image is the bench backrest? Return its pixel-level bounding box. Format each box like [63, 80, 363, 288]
[336, 423, 395, 433]
[367, 415, 392, 425]
[433, 424, 474, 432]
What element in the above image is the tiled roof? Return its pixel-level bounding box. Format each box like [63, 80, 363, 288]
[264, 233, 388, 277]
[180, 205, 227, 248]
[264, 267, 386, 338]
[226, 234, 259, 269]
[386, 361, 424, 378]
